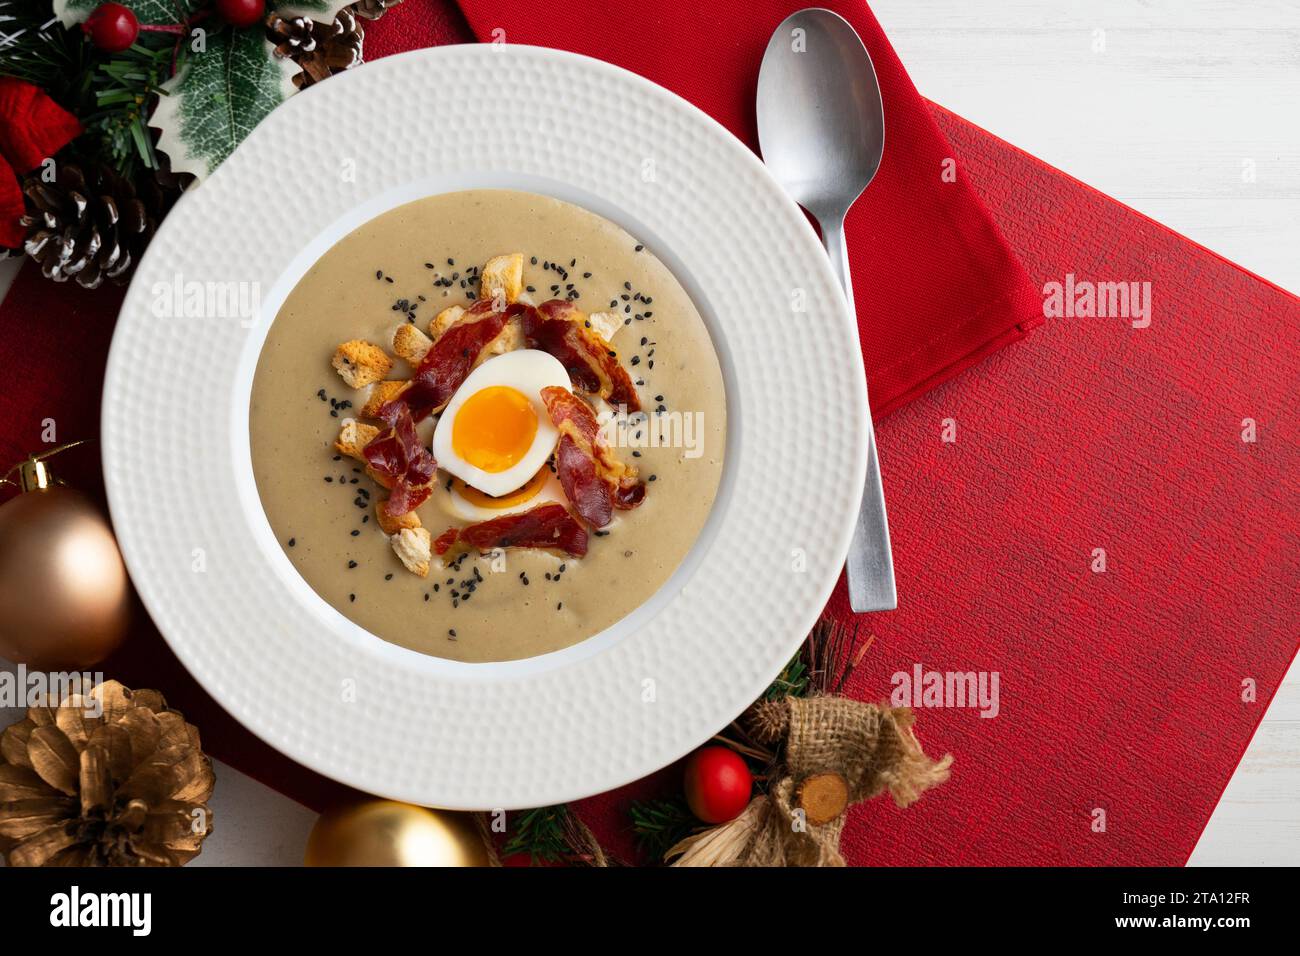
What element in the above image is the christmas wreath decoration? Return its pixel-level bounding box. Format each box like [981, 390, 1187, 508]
[0, 0, 402, 288]
[493, 620, 953, 867]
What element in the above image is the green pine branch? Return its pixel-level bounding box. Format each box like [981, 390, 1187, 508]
[765, 651, 811, 700]
[628, 796, 697, 863]
[500, 805, 573, 864]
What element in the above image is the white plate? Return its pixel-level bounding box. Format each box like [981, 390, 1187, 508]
[102, 45, 868, 809]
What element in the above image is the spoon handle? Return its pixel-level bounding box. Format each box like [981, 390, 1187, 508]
[822, 216, 897, 612]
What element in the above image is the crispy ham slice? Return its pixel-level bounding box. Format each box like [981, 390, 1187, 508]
[362, 404, 436, 517]
[442, 503, 588, 558]
[523, 300, 641, 412]
[376, 299, 516, 424]
[540, 386, 646, 528]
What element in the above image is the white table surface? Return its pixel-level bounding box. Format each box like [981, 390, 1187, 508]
[1, 0, 1295, 866]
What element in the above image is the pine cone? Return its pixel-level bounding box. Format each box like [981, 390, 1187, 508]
[18, 162, 165, 290]
[351, 0, 402, 20]
[0, 680, 215, 867]
[267, 9, 365, 90]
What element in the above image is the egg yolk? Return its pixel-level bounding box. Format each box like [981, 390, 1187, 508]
[451, 385, 539, 474]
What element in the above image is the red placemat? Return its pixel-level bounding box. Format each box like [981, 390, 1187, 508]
[2, 1, 1296, 864]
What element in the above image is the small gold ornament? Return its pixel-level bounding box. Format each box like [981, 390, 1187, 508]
[305, 799, 492, 867]
[0, 442, 130, 668]
[0, 680, 215, 866]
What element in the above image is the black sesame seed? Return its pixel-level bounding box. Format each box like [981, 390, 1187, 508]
[348, 560, 358, 568]
[385, 573, 394, 581]
[287, 537, 296, 547]
[349, 593, 356, 602]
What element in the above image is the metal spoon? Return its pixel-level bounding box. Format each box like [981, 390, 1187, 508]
[757, 7, 896, 612]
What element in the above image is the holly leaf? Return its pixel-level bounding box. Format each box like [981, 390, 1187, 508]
[54, 0, 203, 27]
[150, 26, 297, 182]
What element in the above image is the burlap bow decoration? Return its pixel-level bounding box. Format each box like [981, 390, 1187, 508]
[667, 696, 952, 867]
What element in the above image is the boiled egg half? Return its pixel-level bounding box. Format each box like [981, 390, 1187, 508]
[432, 349, 570, 498]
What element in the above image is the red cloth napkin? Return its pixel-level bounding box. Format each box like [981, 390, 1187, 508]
[454, 0, 1043, 417]
[2, 1, 1296, 866]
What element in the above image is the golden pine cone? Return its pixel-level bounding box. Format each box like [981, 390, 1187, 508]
[0, 680, 215, 867]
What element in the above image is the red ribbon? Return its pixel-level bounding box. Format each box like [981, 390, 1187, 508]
[0, 77, 84, 248]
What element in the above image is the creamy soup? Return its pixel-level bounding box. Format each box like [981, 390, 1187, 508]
[250, 190, 726, 662]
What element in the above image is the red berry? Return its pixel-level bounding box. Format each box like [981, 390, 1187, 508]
[683, 745, 753, 824]
[82, 3, 139, 54]
[216, 0, 266, 29]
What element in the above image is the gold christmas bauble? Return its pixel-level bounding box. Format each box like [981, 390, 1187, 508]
[305, 800, 491, 867]
[0, 479, 130, 669]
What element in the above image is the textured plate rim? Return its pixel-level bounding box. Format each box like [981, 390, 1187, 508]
[101, 45, 868, 809]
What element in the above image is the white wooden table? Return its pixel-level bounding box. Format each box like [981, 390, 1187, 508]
[1, 0, 1295, 866]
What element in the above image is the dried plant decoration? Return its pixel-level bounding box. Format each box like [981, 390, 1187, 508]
[0, 680, 215, 866]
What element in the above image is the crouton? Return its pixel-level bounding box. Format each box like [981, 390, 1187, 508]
[480, 253, 524, 304]
[392, 527, 431, 577]
[429, 305, 465, 340]
[334, 418, 380, 461]
[332, 340, 392, 388]
[485, 319, 524, 357]
[361, 380, 410, 419]
[586, 311, 622, 342]
[375, 500, 421, 535]
[365, 465, 395, 490]
[392, 323, 433, 366]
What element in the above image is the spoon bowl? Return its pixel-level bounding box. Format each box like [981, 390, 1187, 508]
[757, 7, 886, 224]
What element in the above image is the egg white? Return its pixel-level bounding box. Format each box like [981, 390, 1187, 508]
[436, 471, 568, 522]
[432, 350, 570, 497]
